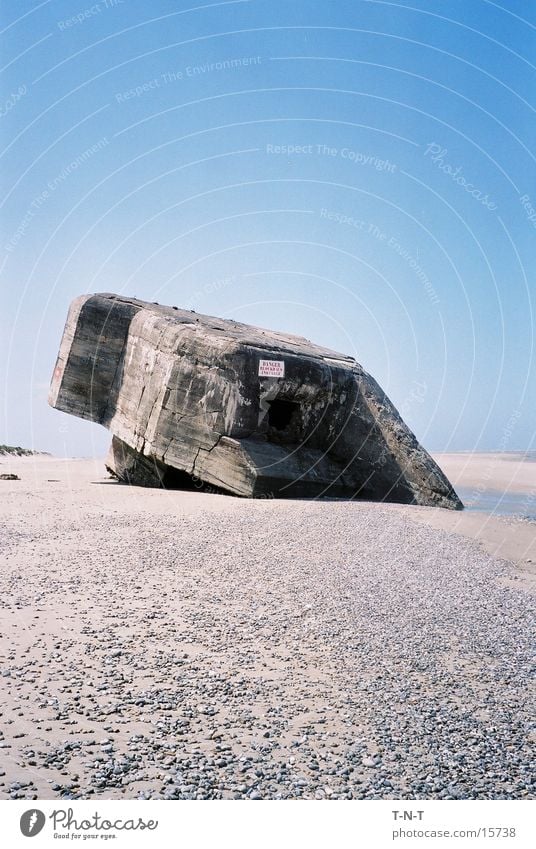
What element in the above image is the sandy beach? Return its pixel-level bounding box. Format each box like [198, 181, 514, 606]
[435, 452, 536, 496]
[0, 453, 534, 800]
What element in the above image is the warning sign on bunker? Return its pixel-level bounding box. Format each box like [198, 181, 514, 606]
[258, 359, 285, 378]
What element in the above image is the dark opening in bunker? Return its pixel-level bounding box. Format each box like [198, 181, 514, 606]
[161, 464, 228, 494]
[267, 399, 300, 431]
[161, 465, 197, 490]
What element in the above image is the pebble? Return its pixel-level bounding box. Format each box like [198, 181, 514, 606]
[0, 499, 533, 800]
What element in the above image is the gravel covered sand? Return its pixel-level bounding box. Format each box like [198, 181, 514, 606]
[0, 456, 534, 800]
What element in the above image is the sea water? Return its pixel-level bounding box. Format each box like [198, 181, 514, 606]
[456, 486, 536, 521]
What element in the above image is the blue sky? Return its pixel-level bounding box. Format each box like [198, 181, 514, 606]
[0, 0, 534, 457]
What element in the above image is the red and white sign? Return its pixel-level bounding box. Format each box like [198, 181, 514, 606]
[258, 359, 285, 378]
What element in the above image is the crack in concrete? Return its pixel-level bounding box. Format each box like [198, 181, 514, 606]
[191, 433, 224, 477]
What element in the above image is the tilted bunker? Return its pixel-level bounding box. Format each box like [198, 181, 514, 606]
[49, 293, 462, 508]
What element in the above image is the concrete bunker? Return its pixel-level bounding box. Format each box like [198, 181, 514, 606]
[48, 293, 462, 508]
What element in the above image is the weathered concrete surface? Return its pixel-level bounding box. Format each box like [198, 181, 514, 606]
[49, 293, 462, 508]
